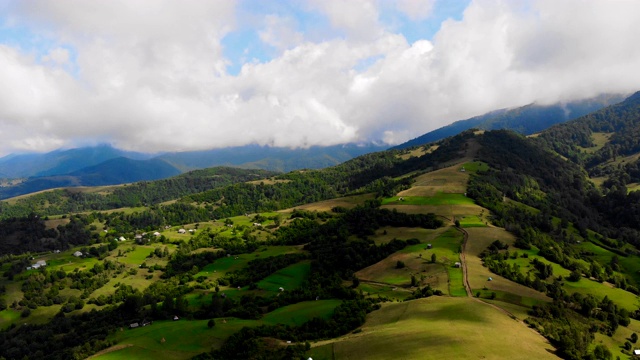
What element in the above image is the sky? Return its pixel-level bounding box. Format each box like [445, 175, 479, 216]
[0, 0, 640, 155]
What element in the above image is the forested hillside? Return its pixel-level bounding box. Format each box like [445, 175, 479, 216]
[2, 118, 640, 359]
[396, 93, 625, 149]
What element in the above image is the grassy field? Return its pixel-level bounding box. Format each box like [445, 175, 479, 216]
[94, 300, 342, 360]
[291, 193, 376, 212]
[262, 300, 341, 326]
[382, 193, 474, 206]
[307, 296, 559, 360]
[368, 226, 448, 245]
[257, 260, 311, 293]
[94, 318, 256, 360]
[356, 227, 463, 295]
[458, 215, 487, 228]
[194, 246, 305, 283]
[464, 227, 551, 305]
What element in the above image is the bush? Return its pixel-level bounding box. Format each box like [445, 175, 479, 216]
[21, 308, 31, 318]
[396, 261, 405, 269]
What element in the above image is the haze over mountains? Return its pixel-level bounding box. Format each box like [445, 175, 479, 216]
[0, 91, 635, 200]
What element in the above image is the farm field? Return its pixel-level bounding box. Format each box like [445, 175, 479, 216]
[257, 260, 311, 293]
[464, 227, 551, 305]
[307, 296, 559, 360]
[95, 300, 342, 360]
[356, 227, 463, 295]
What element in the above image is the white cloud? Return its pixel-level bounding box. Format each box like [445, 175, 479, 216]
[259, 15, 304, 51]
[396, 0, 436, 20]
[0, 0, 640, 156]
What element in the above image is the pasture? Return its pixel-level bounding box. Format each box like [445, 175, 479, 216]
[95, 300, 342, 360]
[94, 318, 256, 360]
[307, 296, 559, 360]
[464, 227, 551, 305]
[292, 193, 376, 212]
[262, 300, 341, 326]
[356, 227, 463, 294]
[257, 260, 311, 293]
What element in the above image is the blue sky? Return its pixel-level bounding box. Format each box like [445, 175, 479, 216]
[0, 0, 638, 155]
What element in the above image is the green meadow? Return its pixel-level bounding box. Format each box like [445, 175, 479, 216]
[382, 193, 474, 206]
[257, 260, 311, 292]
[307, 297, 558, 360]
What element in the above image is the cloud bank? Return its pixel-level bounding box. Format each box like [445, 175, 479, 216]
[0, 0, 639, 155]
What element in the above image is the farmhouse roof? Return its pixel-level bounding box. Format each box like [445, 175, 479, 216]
[73, 251, 83, 257]
[635, 349, 640, 355]
[153, 232, 161, 236]
[178, 229, 186, 233]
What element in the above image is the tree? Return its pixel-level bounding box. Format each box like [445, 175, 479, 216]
[208, 319, 216, 328]
[567, 270, 581, 282]
[396, 260, 405, 269]
[431, 253, 437, 263]
[351, 276, 360, 288]
[455, 219, 461, 227]
[411, 275, 417, 287]
[631, 332, 638, 343]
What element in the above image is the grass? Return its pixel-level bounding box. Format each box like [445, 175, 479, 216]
[447, 266, 466, 297]
[194, 246, 304, 282]
[94, 318, 257, 360]
[262, 300, 341, 326]
[382, 193, 474, 206]
[257, 261, 311, 292]
[307, 297, 558, 360]
[356, 227, 463, 295]
[458, 215, 487, 228]
[464, 227, 551, 304]
[95, 300, 342, 360]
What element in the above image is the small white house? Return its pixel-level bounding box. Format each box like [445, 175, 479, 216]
[119, 236, 126, 241]
[178, 229, 186, 234]
[73, 251, 83, 257]
[153, 232, 161, 237]
[634, 349, 640, 356]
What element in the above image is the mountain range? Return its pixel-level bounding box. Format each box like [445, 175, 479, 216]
[0, 91, 630, 200]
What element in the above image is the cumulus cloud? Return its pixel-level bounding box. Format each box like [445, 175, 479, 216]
[0, 0, 639, 156]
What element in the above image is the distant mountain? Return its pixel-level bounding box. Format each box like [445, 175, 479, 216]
[156, 143, 389, 173]
[0, 144, 154, 178]
[0, 157, 180, 199]
[394, 93, 627, 149]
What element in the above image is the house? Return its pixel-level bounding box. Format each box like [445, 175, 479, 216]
[173, 315, 180, 321]
[178, 229, 186, 234]
[634, 349, 640, 356]
[279, 287, 285, 292]
[119, 236, 126, 241]
[460, 167, 466, 172]
[129, 323, 139, 328]
[454, 262, 461, 268]
[426, 244, 432, 249]
[35, 260, 46, 267]
[153, 232, 161, 237]
[135, 234, 142, 240]
[253, 223, 262, 227]
[188, 229, 194, 233]
[488, 277, 493, 281]
[26, 266, 32, 270]
[73, 251, 83, 257]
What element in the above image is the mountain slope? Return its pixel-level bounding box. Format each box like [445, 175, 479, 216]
[0, 157, 181, 199]
[157, 143, 389, 173]
[0, 144, 154, 178]
[395, 93, 626, 149]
